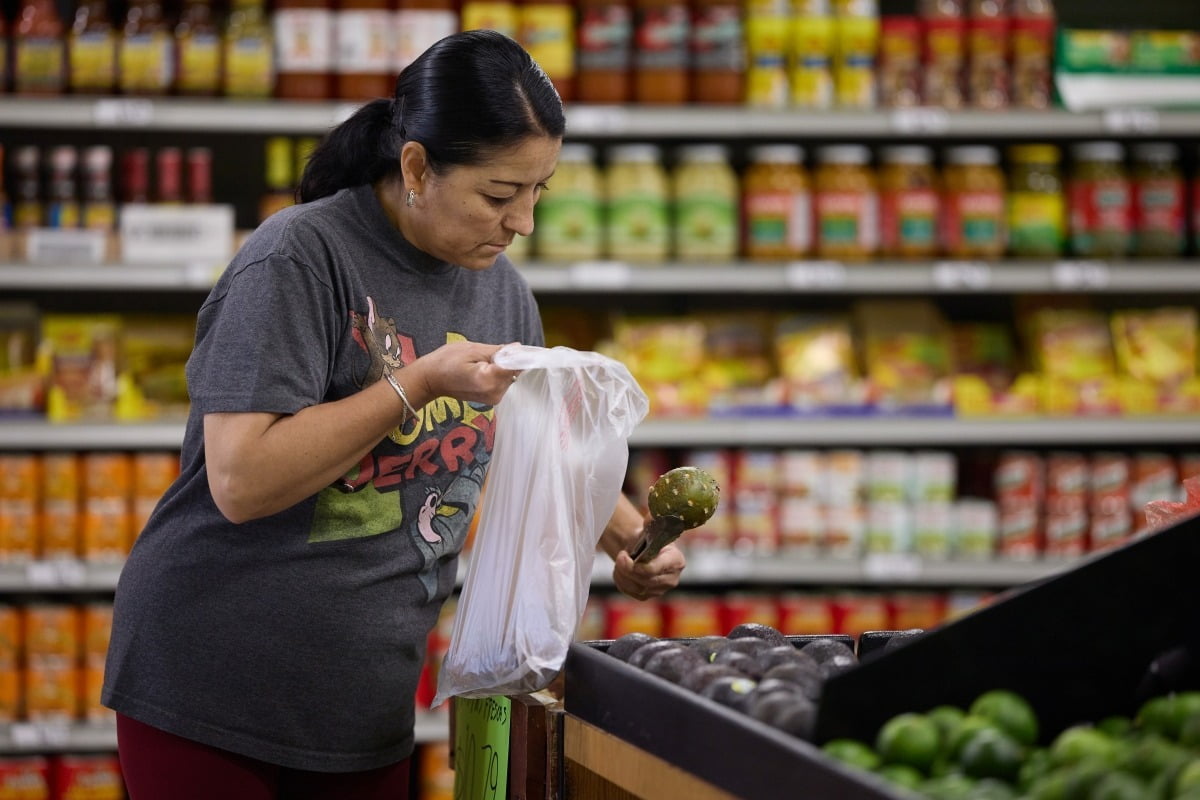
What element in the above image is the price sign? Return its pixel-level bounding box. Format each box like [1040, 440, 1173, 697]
[890, 108, 951, 134]
[25, 229, 107, 265]
[1052, 260, 1110, 290]
[932, 261, 992, 290]
[1102, 108, 1161, 134]
[119, 204, 235, 265]
[453, 697, 511, 800]
[862, 553, 923, 581]
[93, 99, 155, 126]
[568, 261, 632, 290]
[785, 261, 847, 289]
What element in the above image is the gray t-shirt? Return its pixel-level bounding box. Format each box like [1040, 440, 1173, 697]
[102, 184, 543, 772]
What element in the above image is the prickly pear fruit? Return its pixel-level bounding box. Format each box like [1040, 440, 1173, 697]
[647, 466, 720, 530]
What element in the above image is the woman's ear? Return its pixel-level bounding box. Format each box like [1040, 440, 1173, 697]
[399, 141, 429, 195]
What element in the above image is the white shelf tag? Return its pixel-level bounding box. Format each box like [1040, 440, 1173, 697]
[55, 560, 87, 587]
[565, 106, 631, 134]
[9, 723, 41, 748]
[1052, 260, 1110, 289]
[569, 261, 632, 289]
[890, 108, 951, 134]
[862, 553, 923, 581]
[933, 261, 992, 290]
[24, 229, 107, 265]
[25, 562, 59, 588]
[93, 99, 155, 126]
[38, 721, 71, 748]
[1102, 108, 1161, 133]
[786, 261, 847, 289]
[119, 204, 235, 265]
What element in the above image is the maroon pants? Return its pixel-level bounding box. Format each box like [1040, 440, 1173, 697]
[117, 714, 411, 800]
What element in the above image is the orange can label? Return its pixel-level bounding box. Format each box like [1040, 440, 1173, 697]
[0, 665, 19, 723]
[82, 501, 131, 562]
[82, 453, 132, 502]
[22, 605, 80, 661]
[40, 453, 80, 504]
[0, 455, 39, 501]
[39, 500, 79, 560]
[82, 604, 113, 660]
[23, 658, 79, 721]
[0, 500, 38, 563]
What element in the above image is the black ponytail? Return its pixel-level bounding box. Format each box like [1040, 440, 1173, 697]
[298, 30, 566, 203]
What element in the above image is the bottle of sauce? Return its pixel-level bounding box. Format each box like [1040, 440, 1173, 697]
[632, 0, 689, 104]
[69, 0, 117, 94]
[576, 0, 632, 103]
[13, 0, 66, 95]
[519, 0, 575, 101]
[742, 144, 811, 260]
[187, 147, 214, 203]
[689, 0, 743, 104]
[223, 0, 274, 98]
[744, 0, 788, 107]
[155, 147, 184, 204]
[260, 137, 296, 222]
[45, 146, 80, 228]
[120, 148, 151, 204]
[461, 0, 518, 38]
[814, 144, 877, 261]
[1068, 141, 1130, 259]
[394, 0, 457, 74]
[941, 145, 1005, 260]
[604, 144, 669, 262]
[791, 0, 834, 109]
[878, 145, 938, 260]
[672, 144, 738, 261]
[12, 146, 44, 229]
[273, 0, 335, 99]
[1130, 142, 1184, 259]
[533, 143, 602, 262]
[335, 0, 394, 99]
[1006, 143, 1063, 259]
[294, 137, 321, 190]
[81, 146, 117, 231]
[175, 0, 221, 96]
[119, 0, 174, 95]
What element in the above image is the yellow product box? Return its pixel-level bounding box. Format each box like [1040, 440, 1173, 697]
[114, 314, 195, 421]
[1041, 375, 1122, 417]
[37, 314, 122, 423]
[953, 373, 1042, 417]
[81, 656, 112, 724]
[0, 664, 18, 724]
[1116, 376, 1200, 416]
[0, 607, 20, 665]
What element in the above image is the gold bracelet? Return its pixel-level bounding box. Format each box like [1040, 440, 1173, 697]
[384, 371, 419, 419]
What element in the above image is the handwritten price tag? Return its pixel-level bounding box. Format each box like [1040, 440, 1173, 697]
[454, 696, 511, 800]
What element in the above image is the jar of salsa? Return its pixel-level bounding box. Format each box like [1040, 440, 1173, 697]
[576, 0, 632, 103]
[604, 144, 669, 262]
[1131, 142, 1184, 258]
[671, 144, 738, 261]
[633, 0, 689, 104]
[814, 144, 877, 261]
[273, 0, 334, 99]
[14, 0, 66, 95]
[941, 145, 1005, 260]
[878, 145, 938, 259]
[742, 144, 811, 260]
[533, 143, 602, 262]
[1006, 143, 1063, 259]
[1068, 141, 1130, 259]
[689, 0, 743, 104]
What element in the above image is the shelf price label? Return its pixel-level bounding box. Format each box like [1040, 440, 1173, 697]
[1052, 260, 1110, 289]
[119, 204, 235, 265]
[454, 696, 511, 800]
[890, 108, 951, 134]
[565, 106, 631, 135]
[785, 261, 847, 290]
[24, 229, 107, 265]
[1102, 108, 1161, 134]
[568, 261, 632, 290]
[93, 99, 155, 127]
[862, 553, 923, 581]
[932, 261, 992, 290]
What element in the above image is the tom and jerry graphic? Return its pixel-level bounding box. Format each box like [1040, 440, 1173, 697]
[308, 295, 495, 599]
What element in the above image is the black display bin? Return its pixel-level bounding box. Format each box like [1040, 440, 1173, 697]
[564, 511, 1200, 799]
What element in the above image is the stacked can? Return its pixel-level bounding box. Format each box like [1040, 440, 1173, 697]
[0, 455, 39, 564]
[23, 604, 79, 722]
[80, 452, 132, 563]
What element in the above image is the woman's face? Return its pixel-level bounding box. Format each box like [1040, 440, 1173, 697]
[410, 135, 562, 270]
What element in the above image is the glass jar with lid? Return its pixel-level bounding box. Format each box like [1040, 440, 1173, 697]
[1007, 143, 1064, 259]
[1131, 142, 1184, 258]
[814, 144, 877, 261]
[878, 145, 938, 259]
[742, 144, 811, 260]
[1068, 141, 1131, 259]
[533, 143, 602, 262]
[671, 144, 739, 261]
[941, 145, 1005, 260]
[604, 144, 670, 263]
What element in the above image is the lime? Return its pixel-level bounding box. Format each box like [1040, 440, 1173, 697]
[1121, 733, 1191, 780]
[968, 778, 1018, 799]
[1096, 715, 1133, 740]
[946, 715, 1001, 761]
[928, 704, 968, 744]
[821, 738, 881, 771]
[1181, 713, 1200, 749]
[877, 763, 925, 790]
[1135, 692, 1200, 741]
[1048, 725, 1119, 768]
[969, 689, 1040, 747]
[959, 726, 1024, 782]
[1089, 770, 1148, 800]
[1017, 747, 1053, 790]
[920, 773, 977, 800]
[1176, 758, 1200, 795]
[876, 712, 942, 773]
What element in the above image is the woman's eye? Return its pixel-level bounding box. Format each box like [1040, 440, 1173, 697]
[485, 195, 514, 206]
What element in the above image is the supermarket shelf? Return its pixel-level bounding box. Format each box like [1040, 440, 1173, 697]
[3, 416, 1199, 450]
[2, 97, 1200, 138]
[590, 551, 1073, 588]
[0, 561, 122, 592]
[0, 713, 451, 753]
[4, 261, 1199, 295]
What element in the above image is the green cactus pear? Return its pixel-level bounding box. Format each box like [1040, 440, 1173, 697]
[647, 466, 720, 529]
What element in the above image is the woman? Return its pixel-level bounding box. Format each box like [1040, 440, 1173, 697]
[103, 30, 685, 799]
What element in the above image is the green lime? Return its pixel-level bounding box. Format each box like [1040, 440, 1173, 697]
[822, 738, 881, 771]
[1176, 758, 1200, 794]
[1135, 693, 1200, 741]
[920, 773, 977, 800]
[1048, 725, 1119, 768]
[1096, 715, 1133, 740]
[1018, 747, 1053, 791]
[947, 716, 1002, 761]
[968, 778, 1018, 799]
[1121, 733, 1191, 780]
[1089, 770, 1148, 800]
[959, 726, 1024, 782]
[928, 704, 968, 744]
[1181, 713, 1200, 749]
[877, 712, 942, 773]
[969, 689, 1040, 747]
[877, 763, 925, 790]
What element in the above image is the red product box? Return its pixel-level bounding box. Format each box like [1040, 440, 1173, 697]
[719, 593, 780, 635]
[830, 593, 890, 638]
[0, 756, 49, 800]
[52, 754, 124, 800]
[887, 592, 948, 631]
[660, 593, 722, 639]
[604, 595, 663, 640]
[777, 593, 835, 636]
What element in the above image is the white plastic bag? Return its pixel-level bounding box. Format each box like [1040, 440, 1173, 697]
[431, 344, 649, 705]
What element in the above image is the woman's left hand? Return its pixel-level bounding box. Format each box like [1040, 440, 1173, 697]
[611, 544, 686, 601]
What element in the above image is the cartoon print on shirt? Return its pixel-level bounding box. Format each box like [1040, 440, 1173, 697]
[307, 295, 496, 601]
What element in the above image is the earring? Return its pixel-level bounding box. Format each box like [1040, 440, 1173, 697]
[406, 188, 416, 208]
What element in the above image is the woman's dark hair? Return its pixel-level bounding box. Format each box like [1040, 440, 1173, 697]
[298, 30, 566, 202]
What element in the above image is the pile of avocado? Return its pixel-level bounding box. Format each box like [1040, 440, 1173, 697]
[822, 688, 1200, 799]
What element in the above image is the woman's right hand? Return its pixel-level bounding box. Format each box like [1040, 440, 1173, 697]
[407, 341, 522, 408]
